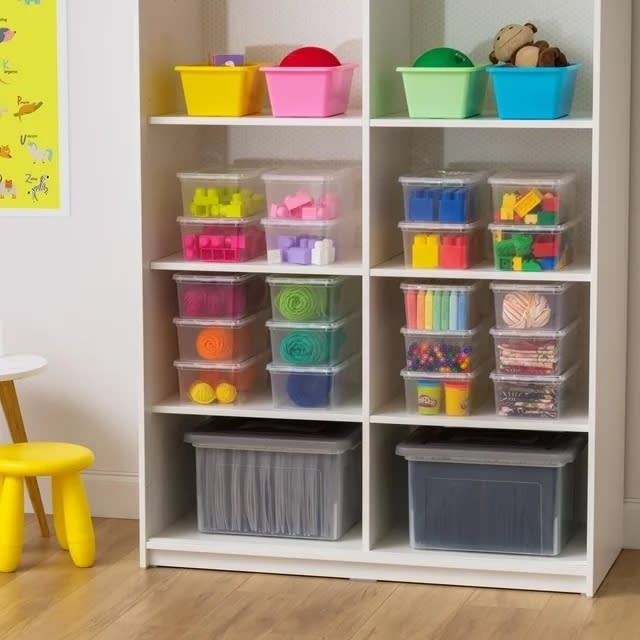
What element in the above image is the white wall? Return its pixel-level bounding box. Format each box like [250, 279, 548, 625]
[0, 0, 142, 518]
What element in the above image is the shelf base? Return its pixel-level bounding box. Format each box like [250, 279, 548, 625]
[146, 515, 589, 594]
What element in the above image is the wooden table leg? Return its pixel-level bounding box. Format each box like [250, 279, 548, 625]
[0, 380, 50, 537]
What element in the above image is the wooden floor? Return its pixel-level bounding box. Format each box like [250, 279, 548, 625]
[1, 518, 640, 640]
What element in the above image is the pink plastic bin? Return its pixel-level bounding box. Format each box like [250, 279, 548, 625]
[179, 215, 266, 263]
[261, 65, 357, 117]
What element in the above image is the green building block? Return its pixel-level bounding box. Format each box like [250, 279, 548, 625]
[495, 239, 516, 257]
[538, 212, 557, 225]
[523, 260, 543, 272]
[513, 234, 533, 257]
[498, 256, 513, 271]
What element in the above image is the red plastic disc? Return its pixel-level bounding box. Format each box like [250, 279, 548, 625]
[280, 47, 341, 67]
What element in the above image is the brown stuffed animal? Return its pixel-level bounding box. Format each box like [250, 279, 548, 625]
[489, 23, 569, 67]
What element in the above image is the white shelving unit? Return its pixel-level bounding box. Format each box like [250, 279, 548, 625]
[138, 0, 631, 595]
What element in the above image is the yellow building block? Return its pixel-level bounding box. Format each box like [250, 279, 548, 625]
[524, 213, 539, 225]
[512, 256, 523, 271]
[412, 234, 440, 268]
[219, 193, 247, 218]
[514, 189, 543, 216]
[500, 193, 517, 221]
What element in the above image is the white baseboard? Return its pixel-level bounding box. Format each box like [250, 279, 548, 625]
[624, 499, 640, 549]
[24, 470, 139, 520]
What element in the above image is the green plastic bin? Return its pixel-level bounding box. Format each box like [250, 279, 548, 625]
[397, 66, 488, 119]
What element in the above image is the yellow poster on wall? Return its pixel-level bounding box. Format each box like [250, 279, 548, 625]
[0, 0, 67, 215]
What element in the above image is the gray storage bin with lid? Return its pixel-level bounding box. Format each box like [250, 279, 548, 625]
[185, 420, 362, 540]
[396, 429, 586, 555]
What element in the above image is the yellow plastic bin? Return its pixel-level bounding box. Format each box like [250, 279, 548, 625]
[397, 66, 488, 119]
[175, 64, 267, 117]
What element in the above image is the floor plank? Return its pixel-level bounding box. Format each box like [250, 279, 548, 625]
[0, 518, 639, 640]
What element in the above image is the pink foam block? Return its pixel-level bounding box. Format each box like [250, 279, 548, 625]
[284, 191, 313, 211]
[301, 206, 326, 220]
[320, 193, 339, 218]
[270, 203, 290, 218]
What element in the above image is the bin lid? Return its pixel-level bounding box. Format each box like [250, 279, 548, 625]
[396, 428, 586, 467]
[173, 273, 259, 285]
[488, 170, 576, 187]
[489, 319, 579, 339]
[489, 282, 574, 294]
[401, 281, 482, 294]
[266, 275, 346, 286]
[185, 420, 361, 454]
[399, 170, 488, 187]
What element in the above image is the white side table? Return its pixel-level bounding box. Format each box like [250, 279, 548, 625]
[0, 355, 50, 537]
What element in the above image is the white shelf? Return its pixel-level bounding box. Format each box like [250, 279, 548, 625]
[150, 253, 364, 276]
[372, 528, 587, 576]
[371, 112, 594, 130]
[149, 111, 363, 128]
[153, 394, 363, 422]
[371, 398, 590, 433]
[147, 514, 363, 559]
[370, 256, 592, 282]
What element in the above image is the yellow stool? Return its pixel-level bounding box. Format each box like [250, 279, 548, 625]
[0, 442, 95, 572]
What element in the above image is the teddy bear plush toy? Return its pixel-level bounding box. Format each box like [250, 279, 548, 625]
[489, 22, 569, 67]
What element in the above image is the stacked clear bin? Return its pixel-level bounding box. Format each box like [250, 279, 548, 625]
[266, 276, 362, 409]
[488, 171, 578, 272]
[398, 171, 489, 270]
[400, 282, 490, 417]
[177, 167, 268, 263]
[489, 282, 580, 418]
[173, 274, 271, 405]
[261, 165, 360, 266]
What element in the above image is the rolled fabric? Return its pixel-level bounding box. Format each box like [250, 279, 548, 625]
[275, 285, 324, 321]
[286, 373, 332, 408]
[279, 330, 330, 365]
[196, 327, 234, 360]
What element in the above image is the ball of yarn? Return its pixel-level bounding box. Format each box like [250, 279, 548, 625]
[286, 373, 332, 408]
[502, 292, 551, 329]
[189, 381, 216, 405]
[279, 330, 330, 365]
[215, 382, 238, 404]
[413, 47, 474, 68]
[196, 327, 234, 360]
[280, 46, 341, 67]
[275, 285, 325, 321]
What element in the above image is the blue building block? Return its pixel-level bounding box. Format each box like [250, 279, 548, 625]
[539, 257, 558, 270]
[438, 188, 468, 224]
[408, 189, 437, 222]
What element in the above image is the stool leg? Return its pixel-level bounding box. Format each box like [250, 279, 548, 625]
[51, 476, 68, 550]
[59, 473, 95, 568]
[0, 380, 50, 538]
[0, 476, 24, 572]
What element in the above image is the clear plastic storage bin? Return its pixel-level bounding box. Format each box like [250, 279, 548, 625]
[267, 355, 361, 409]
[267, 313, 361, 367]
[262, 219, 343, 265]
[490, 321, 579, 376]
[399, 171, 489, 224]
[491, 364, 579, 419]
[489, 171, 576, 226]
[490, 282, 577, 331]
[174, 274, 267, 320]
[396, 428, 586, 554]
[177, 167, 266, 218]
[175, 351, 269, 405]
[401, 368, 486, 417]
[185, 420, 362, 539]
[402, 324, 486, 374]
[399, 221, 484, 269]
[179, 215, 266, 263]
[263, 166, 358, 221]
[401, 282, 485, 331]
[174, 310, 270, 363]
[267, 276, 360, 322]
[489, 220, 577, 272]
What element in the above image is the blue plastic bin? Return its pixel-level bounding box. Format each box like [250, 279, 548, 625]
[487, 64, 581, 120]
